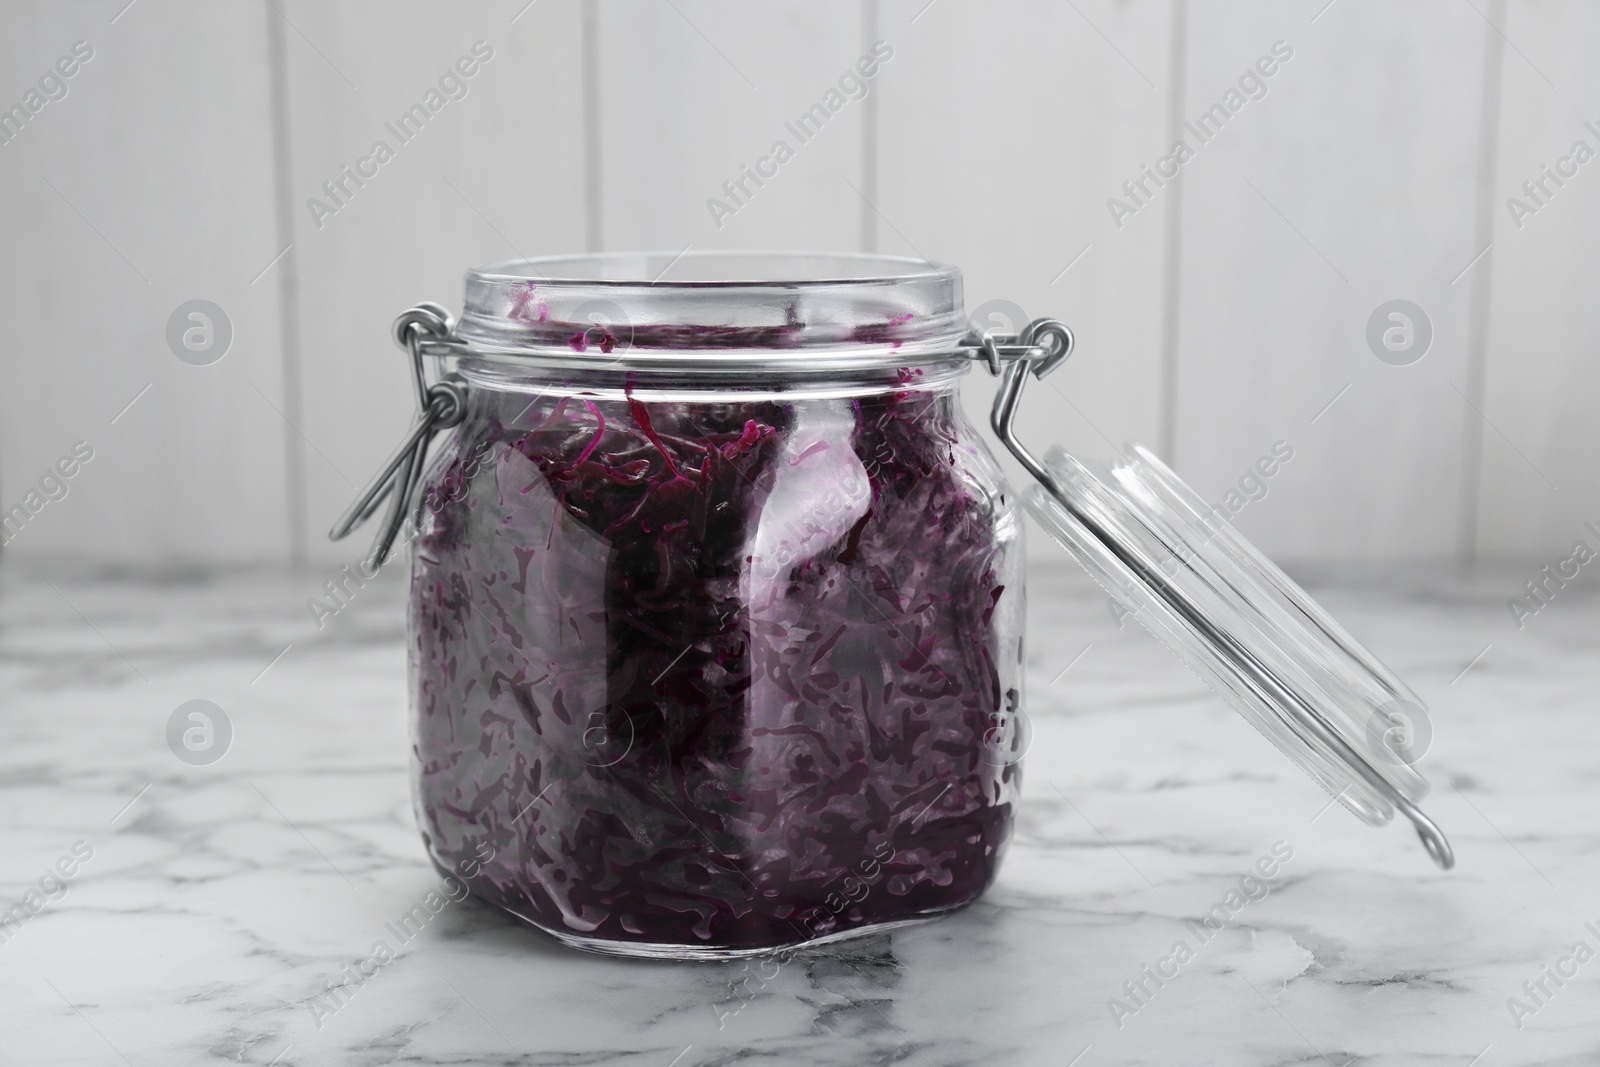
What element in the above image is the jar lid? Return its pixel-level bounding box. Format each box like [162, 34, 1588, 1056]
[989, 324, 1453, 869]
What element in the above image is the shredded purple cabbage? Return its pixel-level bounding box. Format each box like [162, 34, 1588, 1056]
[409, 373, 1023, 950]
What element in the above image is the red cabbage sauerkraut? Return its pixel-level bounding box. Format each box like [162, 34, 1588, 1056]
[409, 371, 1024, 952]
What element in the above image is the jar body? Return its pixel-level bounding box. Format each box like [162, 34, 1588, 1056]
[408, 361, 1025, 957]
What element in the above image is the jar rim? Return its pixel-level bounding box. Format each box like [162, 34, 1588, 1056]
[469, 250, 961, 288]
[452, 250, 970, 375]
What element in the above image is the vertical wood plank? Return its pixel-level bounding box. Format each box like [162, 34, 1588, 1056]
[0, 0, 288, 563]
[1172, 0, 1490, 560]
[596, 0, 868, 253]
[278, 0, 589, 565]
[1476, 1, 1600, 558]
[876, 0, 1175, 506]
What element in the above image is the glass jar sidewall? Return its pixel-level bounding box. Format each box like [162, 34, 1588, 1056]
[406, 372, 1026, 952]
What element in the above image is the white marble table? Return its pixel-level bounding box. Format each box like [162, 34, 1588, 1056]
[2, 556, 1596, 1066]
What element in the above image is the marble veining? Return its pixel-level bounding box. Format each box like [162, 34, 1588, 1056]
[2, 558, 1598, 1066]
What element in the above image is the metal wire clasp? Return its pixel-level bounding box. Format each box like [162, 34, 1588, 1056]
[957, 320, 1070, 377]
[328, 303, 465, 568]
[986, 318, 1076, 489]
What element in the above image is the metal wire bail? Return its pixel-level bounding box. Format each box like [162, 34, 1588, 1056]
[328, 305, 465, 569]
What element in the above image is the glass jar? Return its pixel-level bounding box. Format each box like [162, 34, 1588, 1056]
[409, 254, 1023, 957]
[333, 251, 1455, 961]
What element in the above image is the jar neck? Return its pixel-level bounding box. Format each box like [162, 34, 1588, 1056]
[452, 252, 970, 376]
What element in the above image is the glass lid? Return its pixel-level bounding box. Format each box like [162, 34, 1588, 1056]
[990, 321, 1454, 869]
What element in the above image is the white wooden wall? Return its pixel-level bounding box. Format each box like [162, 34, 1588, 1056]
[0, 0, 1593, 566]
